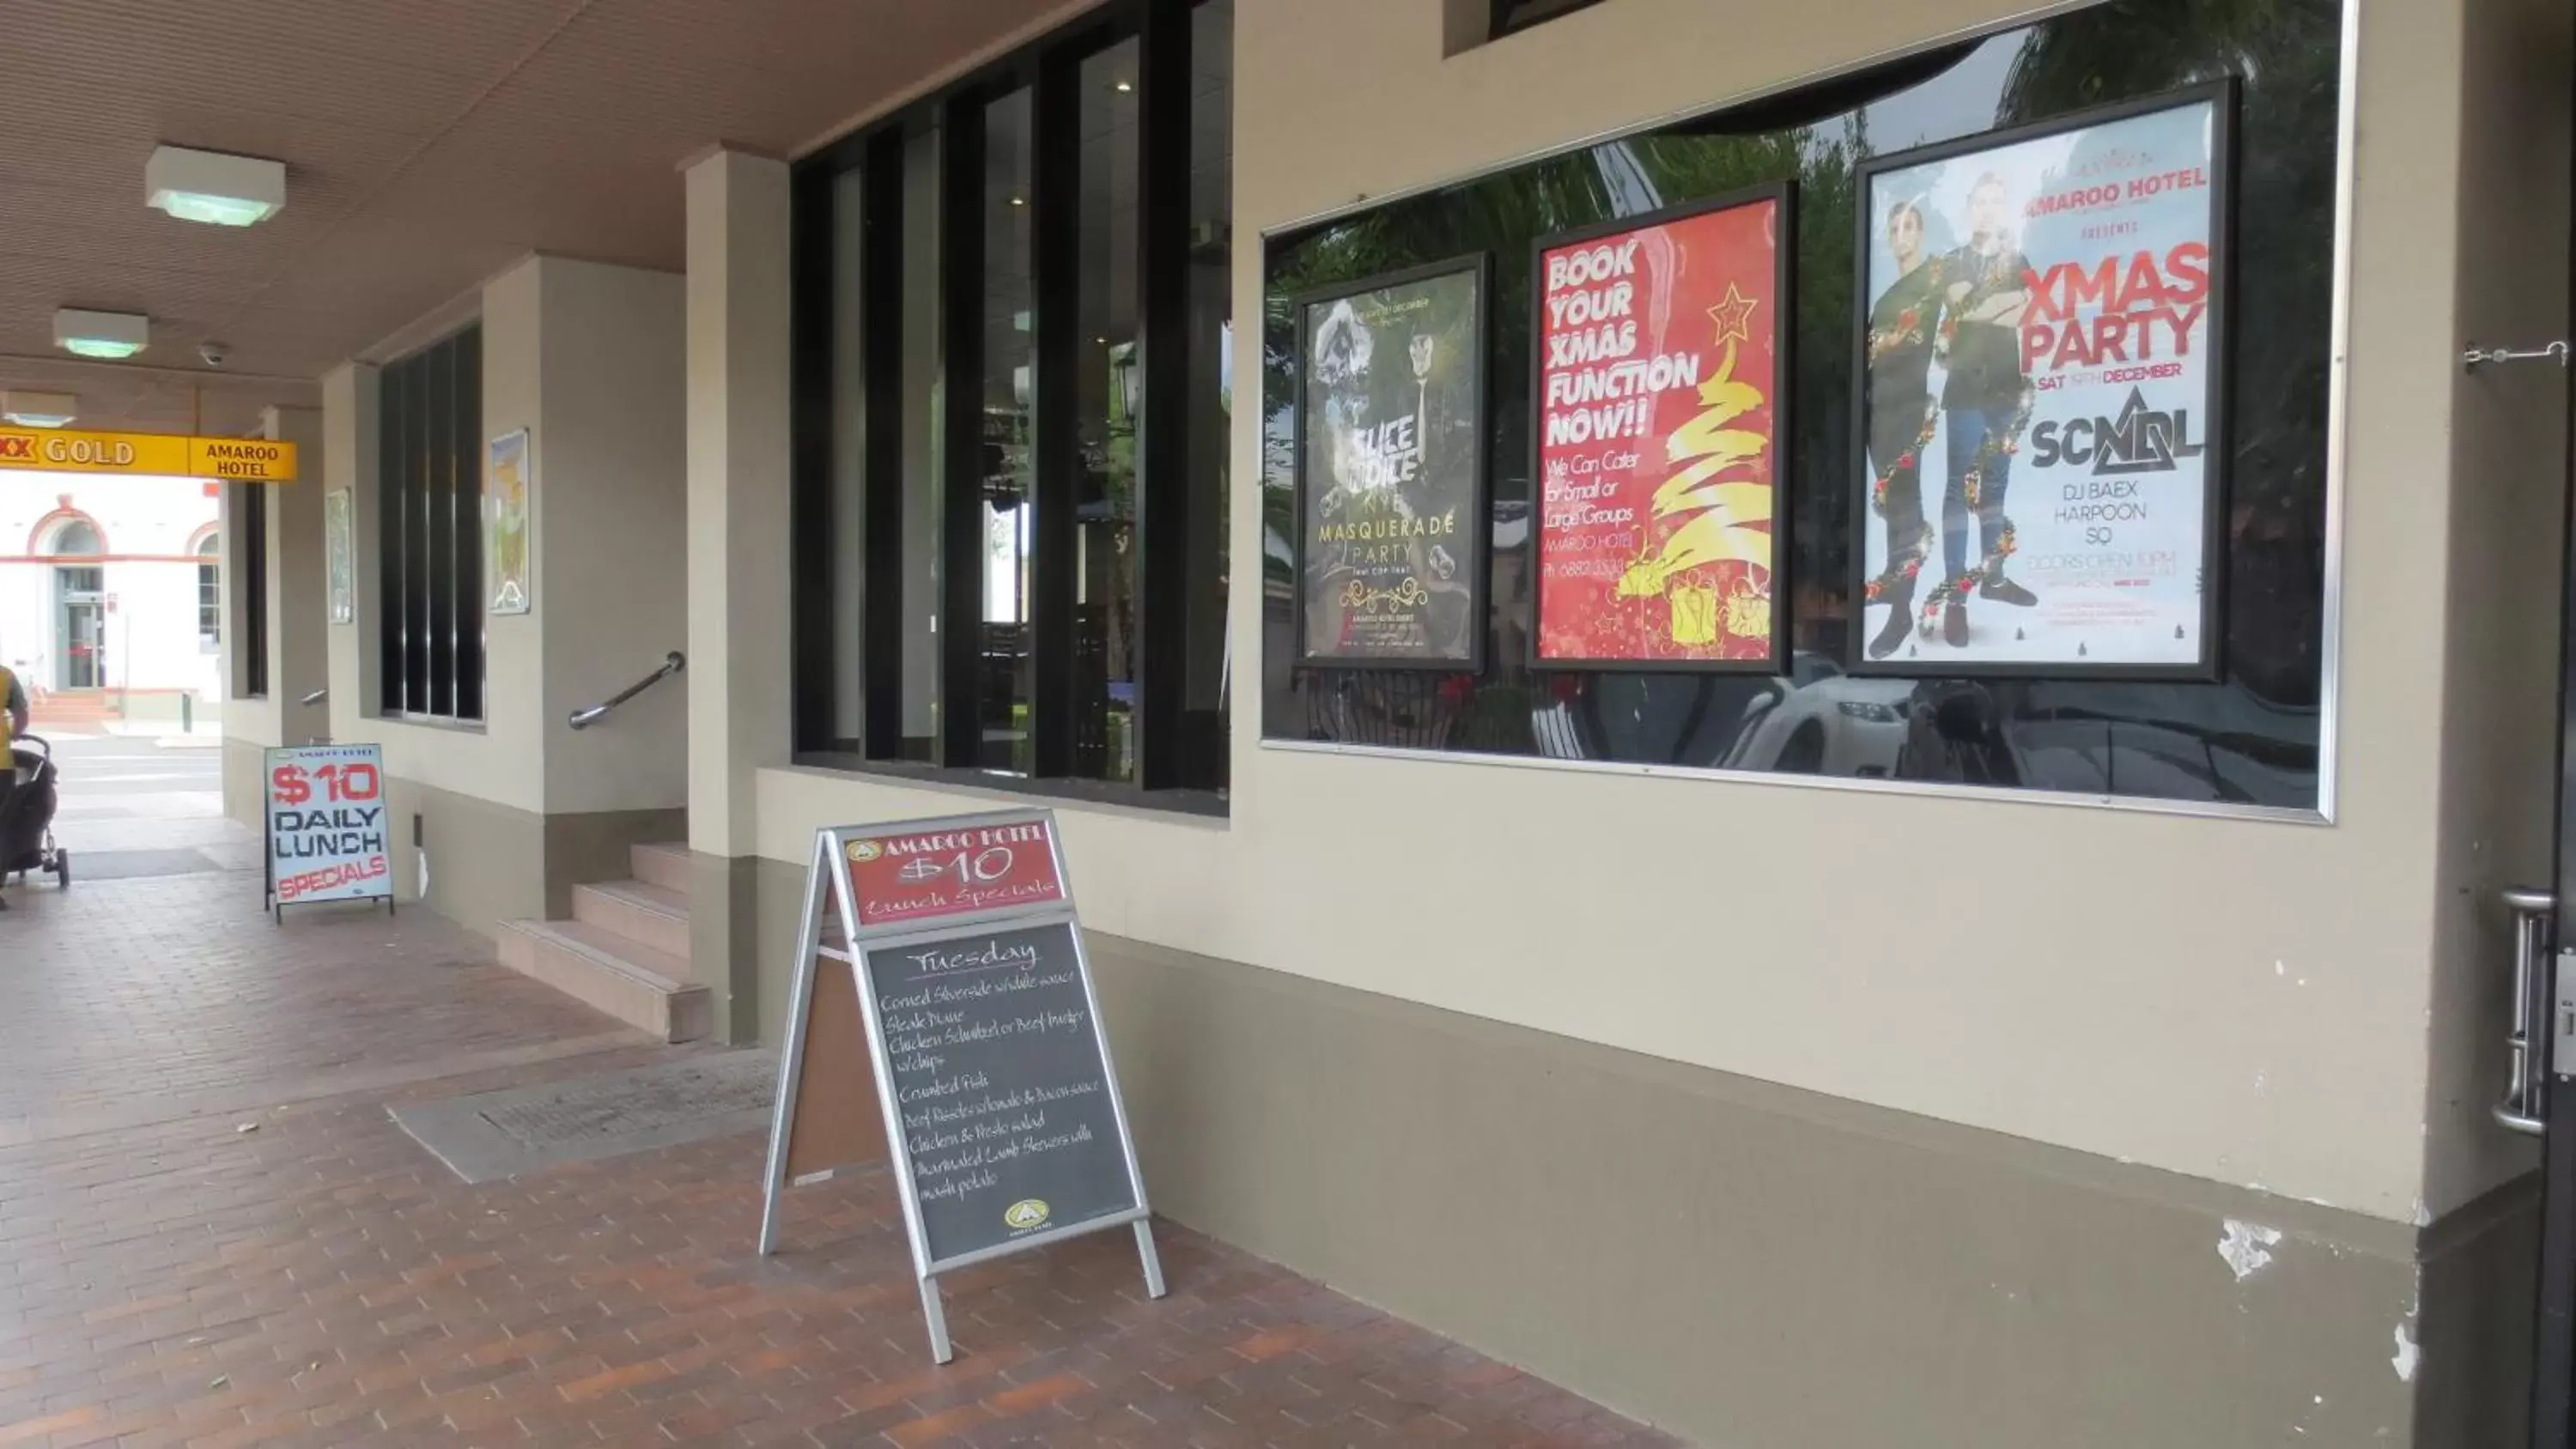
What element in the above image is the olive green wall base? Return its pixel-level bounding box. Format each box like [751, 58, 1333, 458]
[690, 851, 765, 1046]
[743, 857, 2529, 1446]
[371, 775, 683, 940]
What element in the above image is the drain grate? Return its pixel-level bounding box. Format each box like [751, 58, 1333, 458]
[477, 1053, 777, 1148]
[391, 1051, 779, 1184]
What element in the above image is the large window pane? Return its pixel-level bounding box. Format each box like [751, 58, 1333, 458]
[1078, 39, 1142, 783]
[375, 325, 485, 723]
[830, 168, 868, 747]
[982, 90, 1036, 773]
[1259, 0, 2341, 811]
[1182, 0, 1234, 786]
[899, 127, 943, 761]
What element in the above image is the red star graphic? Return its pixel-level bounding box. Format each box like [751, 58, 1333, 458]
[1708, 284, 1759, 348]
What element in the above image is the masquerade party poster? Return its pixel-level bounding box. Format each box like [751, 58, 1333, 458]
[1296, 260, 1487, 668]
[1533, 191, 1786, 669]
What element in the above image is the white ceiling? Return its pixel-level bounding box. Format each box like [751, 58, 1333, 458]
[0, 0, 1091, 436]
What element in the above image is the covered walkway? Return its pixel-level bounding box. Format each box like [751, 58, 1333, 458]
[0, 764, 1668, 1447]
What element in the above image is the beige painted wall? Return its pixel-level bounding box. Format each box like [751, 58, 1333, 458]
[325, 257, 689, 828]
[685, 151, 794, 861]
[2421, 0, 2572, 1216]
[536, 259, 690, 816]
[730, 0, 2567, 1227]
[216, 405, 327, 755]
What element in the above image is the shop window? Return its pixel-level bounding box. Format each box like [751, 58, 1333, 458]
[197, 534, 221, 651]
[1265, 0, 2346, 815]
[1492, 0, 1606, 38]
[230, 485, 269, 700]
[792, 0, 1232, 809]
[376, 326, 485, 723]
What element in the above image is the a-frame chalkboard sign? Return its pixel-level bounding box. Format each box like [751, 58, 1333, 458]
[756, 809, 1165, 1363]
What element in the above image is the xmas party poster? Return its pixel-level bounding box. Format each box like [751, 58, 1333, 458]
[1853, 86, 2232, 676]
[1532, 186, 1789, 670]
[1294, 258, 1489, 668]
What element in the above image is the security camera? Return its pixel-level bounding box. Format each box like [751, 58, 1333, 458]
[198, 342, 228, 367]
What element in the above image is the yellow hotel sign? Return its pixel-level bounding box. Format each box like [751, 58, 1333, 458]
[0, 427, 298, 482]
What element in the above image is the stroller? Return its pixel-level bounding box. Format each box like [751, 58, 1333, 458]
[1, 734, 70, 907]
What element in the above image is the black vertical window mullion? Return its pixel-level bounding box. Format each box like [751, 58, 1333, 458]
[378, 365, 405, 715]
[425, 338, 457, 718]
[454, 328, 485, 721]
[860, 130, 908, 760]
[790, 167, 838, 752]
[403, 357, 432, 715]
[1029, 48, 1082, 779]
[1132, 0, 1193, 791]
[939, 95, 988, 768]
[235, 482, 270, 699]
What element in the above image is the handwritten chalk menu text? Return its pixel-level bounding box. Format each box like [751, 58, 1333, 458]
[842, 816, 1066, 929]
[863, 920, 1139, 1264]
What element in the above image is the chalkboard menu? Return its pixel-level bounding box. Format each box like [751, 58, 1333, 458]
[862, 919, 1140, 1264]
[758, 808, 1165, 1366]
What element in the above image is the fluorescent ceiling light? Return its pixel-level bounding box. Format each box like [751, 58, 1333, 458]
[55, 309, 150, 360]
[146, 145, 286, 227]
[1, 391, 77, 427]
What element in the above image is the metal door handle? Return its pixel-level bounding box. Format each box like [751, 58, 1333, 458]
[2498, 886, 2554, 1136]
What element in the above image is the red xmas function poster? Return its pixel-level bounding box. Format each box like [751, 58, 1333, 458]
[1532, 186, 1789, 670]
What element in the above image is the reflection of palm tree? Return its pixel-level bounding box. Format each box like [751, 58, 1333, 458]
[2003, 0, 2338, 705]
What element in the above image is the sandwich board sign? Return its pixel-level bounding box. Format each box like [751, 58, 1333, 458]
[263, 743, 395, 923]
[756, 809, 1164, 1363]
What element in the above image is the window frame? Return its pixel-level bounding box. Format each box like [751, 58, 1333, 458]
[375, 324, 487, 724]
[196, 532, 222, 652]
[1490, 0, 1607, 39]
[231, 484, 270, 700]
[789, 0, 1230, 813]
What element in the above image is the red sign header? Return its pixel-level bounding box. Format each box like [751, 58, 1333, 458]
[841, 816, 1066, 928]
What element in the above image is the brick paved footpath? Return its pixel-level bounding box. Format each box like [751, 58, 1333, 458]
[0, 791, 1682, 1446]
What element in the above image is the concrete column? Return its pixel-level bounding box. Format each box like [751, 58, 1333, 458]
[684, 149, 793, 1042]
[319, 362, 380, 750]
[218, 403, 330, 826]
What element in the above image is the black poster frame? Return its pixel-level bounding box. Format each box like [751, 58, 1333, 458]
[1289, 252, 1494, 673]
[1526, 180, 1797, 676]
[1844, 78, 2239, 683]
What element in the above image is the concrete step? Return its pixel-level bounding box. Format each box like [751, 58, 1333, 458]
[571, 879, 690, 961]
[496, 919, 711, 1043]
[630, 842, 691, 897]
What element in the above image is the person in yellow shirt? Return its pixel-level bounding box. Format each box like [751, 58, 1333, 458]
[1, 662, 25, 753]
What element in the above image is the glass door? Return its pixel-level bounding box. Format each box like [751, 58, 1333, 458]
[54, 566, 104, 690]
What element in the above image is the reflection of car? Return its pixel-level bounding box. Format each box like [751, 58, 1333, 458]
[1719, 653, 1913, 777]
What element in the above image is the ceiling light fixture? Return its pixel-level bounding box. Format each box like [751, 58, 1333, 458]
[1010, 196, 1026, 207]
[1113, 79, 1134, 93]
[146, 145, 287, 227]
[1, 391, 77, 427]
[55, 309, 150, 360]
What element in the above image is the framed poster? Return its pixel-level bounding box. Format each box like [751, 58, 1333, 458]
[1291, 256, 1490, 670]
[1850, 82, 2233, 677]
[487, 428, 532, 616]
[1531, 183, 1792, 671]
[324, 488, 354, 625]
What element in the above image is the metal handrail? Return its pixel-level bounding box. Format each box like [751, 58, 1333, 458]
[569, 651, 684, 731]
[301, 688, 328, 706]
[2498, 886, 2555, 1137]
